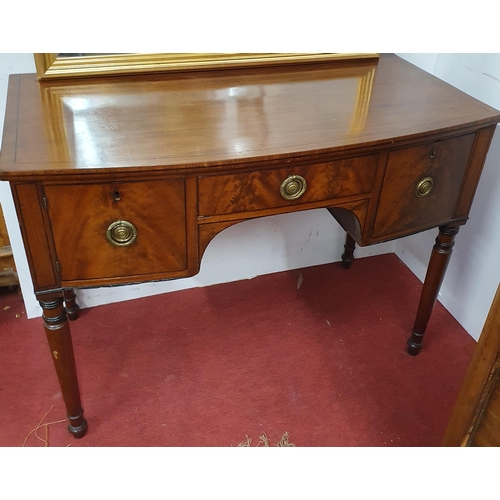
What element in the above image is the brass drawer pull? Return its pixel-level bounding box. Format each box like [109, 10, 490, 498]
[106, 220, 137, 247]
[415, 176, 434, 198]
[280, 175, 307, 201]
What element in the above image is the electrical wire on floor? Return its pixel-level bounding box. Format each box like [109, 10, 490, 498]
[22, 406, 68, 447]
[236, 431, 296, 447]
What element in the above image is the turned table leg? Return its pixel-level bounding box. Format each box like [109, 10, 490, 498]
[407, 224, 460, 356]
[39, 291, 88, 438]
[62, 288, 80, 321]
[341, 232, 356, 269]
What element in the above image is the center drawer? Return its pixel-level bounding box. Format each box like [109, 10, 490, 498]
[43, 179, 188, 283]
[198, 155, 378, 217]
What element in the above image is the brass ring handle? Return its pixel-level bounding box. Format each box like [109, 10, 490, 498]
[415, 176, 434, 198]
[106, 220, 137, 247]
[280, 175, 307, 201]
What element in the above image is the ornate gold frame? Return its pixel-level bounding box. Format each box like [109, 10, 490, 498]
[34, 53, 379, 80]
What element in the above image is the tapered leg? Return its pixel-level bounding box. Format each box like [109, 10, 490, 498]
[62, 288, 80, 321]
[407, 224, 460, 356]
[341, 232, 356, 269]
[39, 291, 88, 438]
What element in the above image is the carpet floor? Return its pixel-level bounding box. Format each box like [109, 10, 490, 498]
[0, 253, 475, 447]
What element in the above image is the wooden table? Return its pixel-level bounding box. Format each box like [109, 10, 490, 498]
[1, 54, 499, 438]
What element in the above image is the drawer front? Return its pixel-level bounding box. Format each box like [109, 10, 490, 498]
[44, 179, 187, 282]
[373, 133, 476, 238]
[198, 155, 378, 217]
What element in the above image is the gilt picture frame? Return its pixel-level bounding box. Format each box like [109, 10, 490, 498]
[34, 53, 379, 80]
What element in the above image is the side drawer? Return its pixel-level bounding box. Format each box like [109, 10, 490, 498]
[44, 179, 187, 282]
[373, 133, 476, 238]
[198, 155, 378, 217]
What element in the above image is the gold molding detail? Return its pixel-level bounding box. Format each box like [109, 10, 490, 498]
[34, 53, 379, 80]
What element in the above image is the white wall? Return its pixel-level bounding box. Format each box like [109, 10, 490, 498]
[395, 54, 500, 341]
[0, 53, 394, 319]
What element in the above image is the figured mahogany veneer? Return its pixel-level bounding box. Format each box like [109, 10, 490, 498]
[44, 180, 188, 283]
[197, 154, 378, 216]
[1, 54, 500, 438]
[373, 133, 476, 238]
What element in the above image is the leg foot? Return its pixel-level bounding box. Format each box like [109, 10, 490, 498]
[406, 224, 459, 355]
[407, 331, 424, 356]
[63, 289, 80, 321]
[68, 412, 88, 438]
[341, 233, 356, 269]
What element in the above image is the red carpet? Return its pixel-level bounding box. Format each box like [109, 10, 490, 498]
[0, 253, 475, 447]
